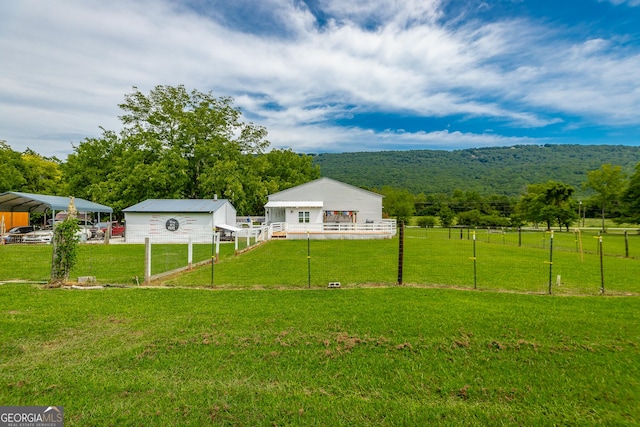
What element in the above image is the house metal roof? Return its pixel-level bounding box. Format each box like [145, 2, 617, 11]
[264, 201, 324, 208]
[0, 192, 113, 213]
[267, 177, 383, 199]
[123, 199, 230, 213]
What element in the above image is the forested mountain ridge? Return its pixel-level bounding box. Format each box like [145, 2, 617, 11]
[312, 144, 640, 196]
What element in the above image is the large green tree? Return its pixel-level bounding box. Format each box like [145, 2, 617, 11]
[517, 181, 577, 230]
[20, 149, 64, 194]
[0, 141, 27, 192]
[64, 85, 319, 215]
[618, 162, 640, 224]
[583, 164, 626, 232]
[379, 186, 415, 224]
[0, 142, 63, 194]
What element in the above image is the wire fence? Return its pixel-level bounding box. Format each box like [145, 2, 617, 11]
[4, 225, 639, 295]
[200, 225, 640, 295]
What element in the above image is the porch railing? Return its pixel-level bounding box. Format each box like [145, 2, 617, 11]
[267, 220, 396, 239]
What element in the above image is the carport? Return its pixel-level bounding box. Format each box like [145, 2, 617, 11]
[0, 192, 113, 227]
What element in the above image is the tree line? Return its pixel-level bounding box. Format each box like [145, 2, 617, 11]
[379, 162, 639, 231]
[313, 144, 640, 197]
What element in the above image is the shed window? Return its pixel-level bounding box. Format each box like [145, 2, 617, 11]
[298, 211, 310, 223]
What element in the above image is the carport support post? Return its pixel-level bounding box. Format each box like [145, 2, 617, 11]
[144, 237, 151, 286]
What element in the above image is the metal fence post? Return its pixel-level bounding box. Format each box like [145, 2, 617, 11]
[472, 231, 477, 289]
[518, 227, 522, 247]
[599, 236, 605, 294]
[547, 231, 554, 295]
[397, 221, 404, 285]
[307, 231, 311, 289]
[625, 230, 629, 258]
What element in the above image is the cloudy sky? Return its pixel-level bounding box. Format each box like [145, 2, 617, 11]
[1, 0, 640, 158]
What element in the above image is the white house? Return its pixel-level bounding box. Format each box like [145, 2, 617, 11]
[123, 198, 236, 244]
[264, 177, 395, 239]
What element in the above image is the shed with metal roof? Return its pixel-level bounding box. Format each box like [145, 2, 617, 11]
[122, 198, 236, 243]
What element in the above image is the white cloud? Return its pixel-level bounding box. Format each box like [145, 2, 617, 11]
[601, 0, 640, 6]
[266, 121, 542, 153]
[317, 0, 442, 28]
[0, 0, 639, 157]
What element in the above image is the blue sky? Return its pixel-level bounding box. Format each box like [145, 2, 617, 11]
[1, 0, 639, 158]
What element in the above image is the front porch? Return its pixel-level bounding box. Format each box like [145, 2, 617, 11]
[266, 220, 397, 240]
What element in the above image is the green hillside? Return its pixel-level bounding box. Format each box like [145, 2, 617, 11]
[312, 144, 640, 196]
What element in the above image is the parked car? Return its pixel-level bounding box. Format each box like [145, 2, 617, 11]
[92, 221, 125, 238]
[2, 226, 35, 244]
[47, 219, 96, 238]
[22, 227, 89, 244]
[77, 220, 97, 239]
[22, 229, 54, 244]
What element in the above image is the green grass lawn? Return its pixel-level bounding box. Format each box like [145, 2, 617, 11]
[1, 284, 638, 425]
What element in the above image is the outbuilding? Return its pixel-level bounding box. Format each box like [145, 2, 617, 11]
[123, 198, 236, 244]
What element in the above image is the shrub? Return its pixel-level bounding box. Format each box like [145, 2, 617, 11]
[417, 216, 437, 228]
[50, 217, 81, 285]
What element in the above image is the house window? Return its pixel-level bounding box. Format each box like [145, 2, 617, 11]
[298, 211, 310, 223]
[324, 211, 356, 223]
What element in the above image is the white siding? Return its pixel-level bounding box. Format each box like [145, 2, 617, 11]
[268, 178, 382, 224]
[124, 212, 214, 244]
[284, 207, 323, 224]
[213, 201, 237, 226]
[124, 200, 237, 244]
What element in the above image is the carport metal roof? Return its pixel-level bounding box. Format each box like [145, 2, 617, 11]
[0, 192, 113, 214]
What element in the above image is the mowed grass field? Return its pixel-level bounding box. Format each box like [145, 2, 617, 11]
[1, 284, 638, 425]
